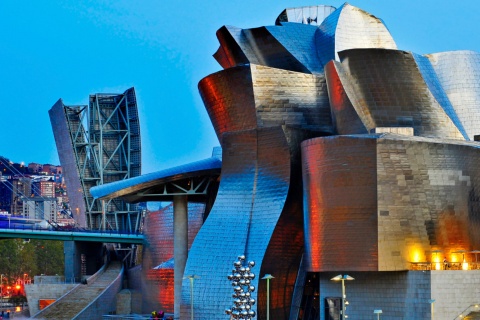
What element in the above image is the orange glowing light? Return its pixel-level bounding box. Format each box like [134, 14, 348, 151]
[15, 285, 20, 290]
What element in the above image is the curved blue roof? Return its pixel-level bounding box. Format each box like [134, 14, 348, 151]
[90, 155, 222, 201]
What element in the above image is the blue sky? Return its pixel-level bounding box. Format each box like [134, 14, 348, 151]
[1, 1, 479, 174]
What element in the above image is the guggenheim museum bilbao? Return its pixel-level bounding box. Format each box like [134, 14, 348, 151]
[90, 3, 480, 320]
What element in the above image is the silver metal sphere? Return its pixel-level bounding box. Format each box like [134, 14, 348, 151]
[234, 286, 242, 292]
[225, 309, 232, 315]
[249, 298, 256, 305]
[238, 255, 246, 260]
[248, 285, 255, 292]
[248, 310, 256, 317]
[245, 279, 251, 285]
[248, 261, 255, 267]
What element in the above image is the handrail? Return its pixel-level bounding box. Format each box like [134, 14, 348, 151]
[453, 304, 480, 319]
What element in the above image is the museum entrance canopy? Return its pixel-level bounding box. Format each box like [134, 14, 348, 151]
[90, 154, 222, 203]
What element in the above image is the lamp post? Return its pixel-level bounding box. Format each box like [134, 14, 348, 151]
[429, 299, 435, 319]
[262, 274, 274, 320]
[331, 274, 354, 320]
[374, 309, 382, 320]
[184, 274, 199, 320]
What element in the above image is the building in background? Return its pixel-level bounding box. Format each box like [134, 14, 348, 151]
[23, 196, 57, 222]
[33, 179, 55, 198]
[49, 87, 142, 231]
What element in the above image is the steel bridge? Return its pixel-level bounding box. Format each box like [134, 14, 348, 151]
[0, 227, 144, 244]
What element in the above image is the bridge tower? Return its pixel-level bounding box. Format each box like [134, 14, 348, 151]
[49, 88, 142, 232]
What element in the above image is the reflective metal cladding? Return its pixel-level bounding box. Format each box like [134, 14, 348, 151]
[192, 4, 480, 319]
[191, 2, 480, 319]
[89, 3, 480, 319]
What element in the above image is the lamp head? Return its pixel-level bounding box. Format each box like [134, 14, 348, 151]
[261, 274, 274, 280]
[374, 309, 383, 314]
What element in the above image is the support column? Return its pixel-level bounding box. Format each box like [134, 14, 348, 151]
[173, 195, 188, 319]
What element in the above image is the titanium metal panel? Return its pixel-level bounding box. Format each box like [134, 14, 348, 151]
[142, 203, 205, 313]
[242, 27, 310, 74]
[412, 52, 467, 138]
[316, 3, 397, 67]
[326, 49, 466, 140]
[199, 64, 333, 141]
[266, 22, 323, 74]
[49, 99, 87, 227]
[213, 26, 252, 69]
[302, 134, 480, 272]
[427, 50, 480, 140]
[214, 23, 324, 74]
[324, 60, 368, 135]
[181, 127, 300, 319]
[302, 135, 378, 272]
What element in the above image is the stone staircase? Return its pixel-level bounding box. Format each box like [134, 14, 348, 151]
[32, 261, 123, 319]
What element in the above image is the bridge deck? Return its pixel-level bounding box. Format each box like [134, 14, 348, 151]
[0, 228, 144, 244]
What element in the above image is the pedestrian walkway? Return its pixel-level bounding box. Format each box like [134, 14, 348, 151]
[31, 261, 123, 319]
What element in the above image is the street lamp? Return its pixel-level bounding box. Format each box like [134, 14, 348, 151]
[374, 309, 382, 320]
[429, 299, 435, 319]
[331, 274, 354, 320]
[262, 274, 274, 320]
[184, 274, 199, 320]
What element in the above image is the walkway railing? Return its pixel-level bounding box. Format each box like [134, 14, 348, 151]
[453, 304, 480, 319]
[410, 262, 480, 271]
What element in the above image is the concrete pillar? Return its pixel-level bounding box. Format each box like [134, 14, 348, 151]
[173, 195, 188, 319]
[64, 241, 79, 283]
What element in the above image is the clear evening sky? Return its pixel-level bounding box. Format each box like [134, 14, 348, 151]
[1, 1, 478, 174]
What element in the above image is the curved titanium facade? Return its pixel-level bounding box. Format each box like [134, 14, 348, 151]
[91, 3, 480, 319]
[325, 49, 467, 140]
[188, 59, 332, 318]
[303, 134, 480, 271]
[427, 50, 480, 140]
[316, 3, 397, 67]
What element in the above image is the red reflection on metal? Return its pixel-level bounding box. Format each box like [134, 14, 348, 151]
[302, 137, 378, 271]
[198, 68, 256, 142]
[147, 269, 174, 312]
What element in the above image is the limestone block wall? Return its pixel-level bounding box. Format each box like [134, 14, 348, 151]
[319, 271, 431, 320]
[431, 270, 480, 320]
[25, 283, 78, 316]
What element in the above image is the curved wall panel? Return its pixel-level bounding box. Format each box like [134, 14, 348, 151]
[302, 135, 378, 272]
[427, 50, 480, 140]
[329, 49, 465, 139]
[316, 3, 397, 67]
[302, 134, 480, 272]
[199, 64, 333, 142]
[324, 60, 368, 134]
[198, 66, 257, 140]
[181, 128, 293, 319]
